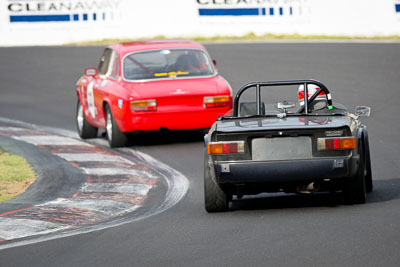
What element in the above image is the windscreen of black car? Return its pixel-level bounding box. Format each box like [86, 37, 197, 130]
[123, 49, 215, 80]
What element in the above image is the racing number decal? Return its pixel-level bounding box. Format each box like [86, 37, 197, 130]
[87, 81, 96, 118]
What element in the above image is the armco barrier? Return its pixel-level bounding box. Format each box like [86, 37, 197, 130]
[1, 0, 400, 46]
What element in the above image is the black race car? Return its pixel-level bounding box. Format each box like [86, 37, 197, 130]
[204, 80, 372, 212]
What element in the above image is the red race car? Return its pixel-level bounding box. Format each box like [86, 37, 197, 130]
[76, 40, 233, 147]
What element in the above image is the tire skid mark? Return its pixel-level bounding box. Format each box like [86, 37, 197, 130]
[0, 127, 159, 242]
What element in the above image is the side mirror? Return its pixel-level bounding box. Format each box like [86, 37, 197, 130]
[355, 106, 371, 117]
[212, 59, 217, 67]
[84, 67, 97, 76]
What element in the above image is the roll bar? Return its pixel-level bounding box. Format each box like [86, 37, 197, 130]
[232, 80, 333, 117]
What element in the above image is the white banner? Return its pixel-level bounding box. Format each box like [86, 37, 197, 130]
[1, 0, 400, 46]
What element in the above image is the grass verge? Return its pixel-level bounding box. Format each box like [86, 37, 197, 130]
[67, 32, 400, 46]
[0, 148, 37, 202]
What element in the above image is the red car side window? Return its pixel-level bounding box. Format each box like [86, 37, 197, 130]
[109, 51, 119, 80]
[98, 48, 112, 75]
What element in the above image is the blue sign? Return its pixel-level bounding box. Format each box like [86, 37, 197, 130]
[7, 0, 117, 23]
[199, 7, 292, 16]
[9, 13, 105, 23]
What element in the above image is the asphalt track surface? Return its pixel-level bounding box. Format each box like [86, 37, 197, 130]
[1, 42, 400, 266]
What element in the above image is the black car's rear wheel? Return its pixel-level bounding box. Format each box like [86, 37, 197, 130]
[204, 152, 230, 212]
[344, 144, 366, 204]
[105, 105, 128, 148]
[76, 98, 98, 139]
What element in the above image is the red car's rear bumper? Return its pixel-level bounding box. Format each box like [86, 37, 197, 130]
[117, 107, 229, 132]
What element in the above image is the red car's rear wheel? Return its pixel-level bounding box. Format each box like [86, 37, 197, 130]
[105, 105, 128, 148]
[76, 98, 98, 139]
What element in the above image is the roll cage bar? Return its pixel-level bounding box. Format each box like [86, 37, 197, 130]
[232, 80, 333, 117]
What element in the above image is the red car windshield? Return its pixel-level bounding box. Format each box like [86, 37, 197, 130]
[123, 49, 216, 81]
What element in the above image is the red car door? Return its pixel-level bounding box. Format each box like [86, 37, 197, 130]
[94, 48, 122, 128]
[86, 48, 115, 128]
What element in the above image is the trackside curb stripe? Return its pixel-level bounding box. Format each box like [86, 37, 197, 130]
[0, 119, 189, 249]
[0, 127, 156, 240]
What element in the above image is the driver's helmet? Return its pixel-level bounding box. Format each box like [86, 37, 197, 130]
[298, 84, 326, 106]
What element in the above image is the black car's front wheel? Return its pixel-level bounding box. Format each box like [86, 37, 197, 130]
[204, 152, 230, 212]
[105, 104, 128, 148]
[76, 98, 98, 139]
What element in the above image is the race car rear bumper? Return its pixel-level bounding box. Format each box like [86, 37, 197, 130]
[213, 156, 359, 184]
[118, 108, 229, 132]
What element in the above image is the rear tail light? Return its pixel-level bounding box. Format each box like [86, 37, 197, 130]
[317, 137, 356, 151]
[203, 95, 230, 108]
[131, 100, 157, 112]
[207, 141, 245, 155]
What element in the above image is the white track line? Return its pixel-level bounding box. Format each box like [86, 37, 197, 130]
[57, 153, 128, 162]
[41, 198, 138, 216]
[13, 135, 91, 146]
[0, 127, 27, 132]
[0, 218, 70, 241]
[82, 168, 153, 177]
[80, 183, 152, 195]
